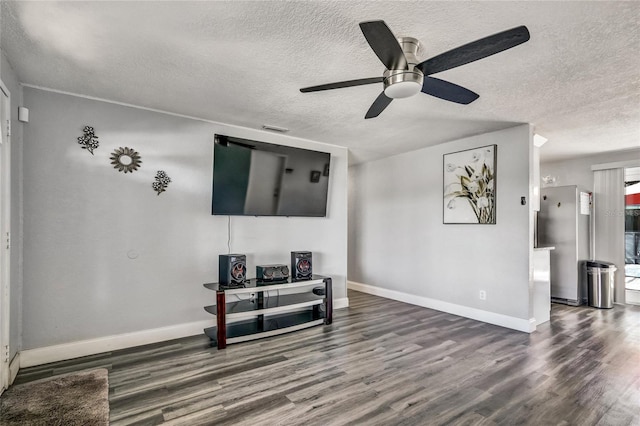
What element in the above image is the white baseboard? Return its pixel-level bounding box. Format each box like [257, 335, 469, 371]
[20, 319, 213, 368]
[20, 297, 351, 368]
[348, 281, 532, 333]
[334, 297, 349, 309]
[9, 353, 20, 385]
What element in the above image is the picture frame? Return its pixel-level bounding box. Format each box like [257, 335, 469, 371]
[443, 144, 497, 224]
[310, 170, 321, 183]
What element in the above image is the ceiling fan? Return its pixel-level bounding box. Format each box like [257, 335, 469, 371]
[300, 21, 530, 119]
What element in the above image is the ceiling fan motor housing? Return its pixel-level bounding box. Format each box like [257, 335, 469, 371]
[383, 37, 424, 99]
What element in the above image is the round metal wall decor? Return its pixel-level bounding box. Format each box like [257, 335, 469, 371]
[110, 147, 142, 173]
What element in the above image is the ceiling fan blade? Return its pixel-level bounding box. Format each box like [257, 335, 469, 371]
[421, 77, 479, 104]
[359, 20, 408, 71]
[300, 77, 383, 93]
[416, 26, 530, 76]
[365, 92, 393, 119]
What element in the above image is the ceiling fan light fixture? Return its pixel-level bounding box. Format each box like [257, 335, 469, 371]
[384, 80, 422, 99]
[383, 69, 424, 99]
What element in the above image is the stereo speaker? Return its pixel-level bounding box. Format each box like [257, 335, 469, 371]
[256, 264, 290, 282]
[291, 251, 312, 281]
[219, 254, 246, 286]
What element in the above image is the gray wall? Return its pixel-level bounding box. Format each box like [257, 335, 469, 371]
[541, 148, 640, 191]
[1, 49, 23, 361]
[21, 87, 348, 350]
[348, 125, 533, 321]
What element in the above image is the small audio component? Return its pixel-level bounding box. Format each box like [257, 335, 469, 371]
[219, 254, 246, 286]
[256, 264, 290, 282]
[291, 251, 313, 281]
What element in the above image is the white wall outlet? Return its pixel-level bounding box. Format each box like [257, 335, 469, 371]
[479, 290, 487, 300]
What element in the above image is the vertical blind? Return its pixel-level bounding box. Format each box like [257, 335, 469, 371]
[593, 168, 625, 303]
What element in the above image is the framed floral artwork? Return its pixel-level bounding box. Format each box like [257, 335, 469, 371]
[443, 144, 497, 224]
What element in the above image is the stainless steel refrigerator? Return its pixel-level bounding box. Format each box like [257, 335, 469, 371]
[538, 185, 591, 305]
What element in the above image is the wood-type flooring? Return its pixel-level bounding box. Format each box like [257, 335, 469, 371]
[13, 289, 640, 425]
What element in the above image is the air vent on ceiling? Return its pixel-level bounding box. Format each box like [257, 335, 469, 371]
[262, 124, 289, 133]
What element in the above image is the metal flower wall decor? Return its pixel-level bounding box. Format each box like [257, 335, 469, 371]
[110, 147, 142, 173]
[75, 123, 175, 198]
[443, 144, 497, 224]
[152, 170, 171, 195]
[74, 121, 177, 201]
[77, 126, 99, 155]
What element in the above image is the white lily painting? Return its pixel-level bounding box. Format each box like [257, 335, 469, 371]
[443, 145, 496, 224]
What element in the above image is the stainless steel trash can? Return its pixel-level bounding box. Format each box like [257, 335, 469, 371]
[586, 261, 617, 309]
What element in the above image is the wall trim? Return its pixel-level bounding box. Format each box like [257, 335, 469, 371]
[334, 297, 349, 309]
[591, 159, 640, 171]
[20, 298, 350, 368]
[20, 319, 214, 368]
[0, 79, 11, 393]
[9, 353, 19, 385]
[348, 281, 532, 333]
[20, 83, 344, 152]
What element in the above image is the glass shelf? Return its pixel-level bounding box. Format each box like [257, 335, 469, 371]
[203, 292, 323, 318]
[204, 309, 326, 345]
[203, 275, 332, 349]
[203, 274, 328, 294]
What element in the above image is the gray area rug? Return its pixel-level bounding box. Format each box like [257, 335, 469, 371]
[0, 368, 109, 426]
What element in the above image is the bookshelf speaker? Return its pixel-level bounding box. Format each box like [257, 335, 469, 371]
[219, 254, 246, 286]
[291, 251, 312, 281]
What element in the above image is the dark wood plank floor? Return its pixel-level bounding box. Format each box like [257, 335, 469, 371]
[12, 290, 640, 425]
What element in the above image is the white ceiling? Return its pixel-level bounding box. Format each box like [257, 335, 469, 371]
[1, 1, 638, 164]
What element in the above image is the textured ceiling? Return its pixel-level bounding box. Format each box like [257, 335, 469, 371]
[1, 1, 639, 164]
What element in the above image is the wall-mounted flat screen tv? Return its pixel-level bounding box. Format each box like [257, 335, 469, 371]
[212, 134, 330, 217]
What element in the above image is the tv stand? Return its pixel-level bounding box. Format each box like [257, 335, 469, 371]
[203, 275, 332, 349]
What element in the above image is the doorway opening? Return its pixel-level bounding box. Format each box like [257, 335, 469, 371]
[624, 167, 640, 305]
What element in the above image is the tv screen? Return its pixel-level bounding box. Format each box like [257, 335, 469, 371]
[212, 134, 330, 217]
